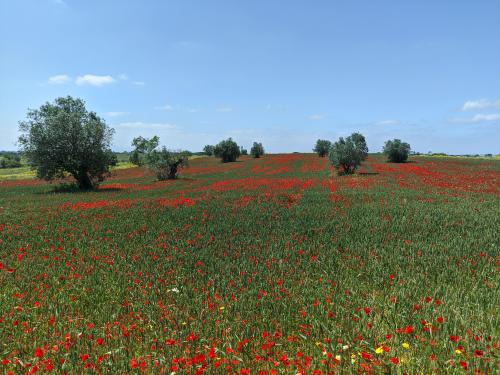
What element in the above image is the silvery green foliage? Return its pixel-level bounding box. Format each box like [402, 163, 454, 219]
[18, 96, 116, 189]
[383, 139, 411, 163]
[130, 136, 188, 180]
[250, 142, 265, 158]
[214, 138, 241, 162]
[313, 139, 332, 157]
[328, 133, 368, 175]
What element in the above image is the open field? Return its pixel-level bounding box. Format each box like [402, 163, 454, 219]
[0, 154, 498, 374]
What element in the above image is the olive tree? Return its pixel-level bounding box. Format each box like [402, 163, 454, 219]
[328, 132, 369, 175]
[383, 139, 411, 163]
[250, 142, 265, 158]
[313, 139, 331, 157]
[130, 136, 188, 180]
[214, 138, 240, 162]
[203, 145, 215, 156]
[18, 96, 116, 190]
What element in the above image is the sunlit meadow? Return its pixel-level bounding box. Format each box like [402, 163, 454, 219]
[0, 154, 498, 374]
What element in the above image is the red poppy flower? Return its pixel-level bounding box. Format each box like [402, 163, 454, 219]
[34, 348, 43, 358]
[130, 358, 138, 368]
[403, 325, 414, 334]
[450, 335, 459, 342]
[389, 357, 399, 364]
[361, 352, 373, 360]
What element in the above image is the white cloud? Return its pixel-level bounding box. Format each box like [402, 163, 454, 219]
[117, 122, 178, 129]
[308, 114, 326, 120]
[217, 107, 233, 112]
[376, 120, 401, 125]
[155, 104, 173, 111]
[106, 112, 129, 117]
[462, 99, 500, 111]
[132, 81, 145, 86]
[449, 113, 500, 123]
[75, 74, 116, 86]
[48, 74, 71, 85]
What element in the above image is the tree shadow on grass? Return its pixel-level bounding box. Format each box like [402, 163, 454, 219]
[34, 183, 126, 195]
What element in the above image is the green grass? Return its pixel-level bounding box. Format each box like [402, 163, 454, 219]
[0, 154, 498, 374]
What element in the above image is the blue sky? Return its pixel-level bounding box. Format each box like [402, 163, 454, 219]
[1, 0, 499, 154]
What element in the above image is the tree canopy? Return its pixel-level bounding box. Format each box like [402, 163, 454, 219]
[313, 139, 332, 157]
[214, 138, 241, 162]
[383, 139, 411, 163]
[130, 136, 188, 180]
[328, 133, 368, 175]
[250, 142, 265, 158]
[18, 96, 116, 189]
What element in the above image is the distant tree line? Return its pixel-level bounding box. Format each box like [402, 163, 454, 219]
[21, 96, 497, 190]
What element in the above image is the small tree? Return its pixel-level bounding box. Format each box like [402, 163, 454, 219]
[240, 146, 248, 156]
[18, 96, 116, 189]
[214, 138, 241, 162]
[329, 133, 369, 175]
[130, 136, 188, 180]
[250, 142, 265, 158]
[203, 145, 215, 156]
[313, 139, 331, 157]
[383, 139, 411, 163]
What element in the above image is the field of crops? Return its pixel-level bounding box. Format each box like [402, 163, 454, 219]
[0, 154, 498, 374]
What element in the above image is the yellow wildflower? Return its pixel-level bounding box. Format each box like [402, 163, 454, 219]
[375, 346, 384, 354]
[402, 342, 410, 349]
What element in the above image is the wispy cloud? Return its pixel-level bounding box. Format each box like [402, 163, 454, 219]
[462, 99, 500, 111]
[75, 74, 116, 86]
[154, 104, 173, 111]
[449, 113, 500, 123]
[308, 114, 326, 121]
[48, 74, 70, 85]
[117, 122, 178, 129]
[376, 120, 401, 125]
[118, 74, 128, 81]
[217, 107, 233, 112]
[106, 112, 129, 117]
[132, 81, 145, 86]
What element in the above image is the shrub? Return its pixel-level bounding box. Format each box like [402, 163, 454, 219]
[0, 154, 23, 168]
[383, 139, 411, 163]
[18, 96, 116, 190]
[214, 138, 241, 162]
[313, 139, 331, 157]
[250, 142, 265, 158]
[329, 133, 369, 175]
[203, 145, 215, 156]
[130, 136, 188, 180]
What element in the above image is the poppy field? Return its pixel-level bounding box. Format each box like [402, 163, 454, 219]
[0, 154, 498, 374]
